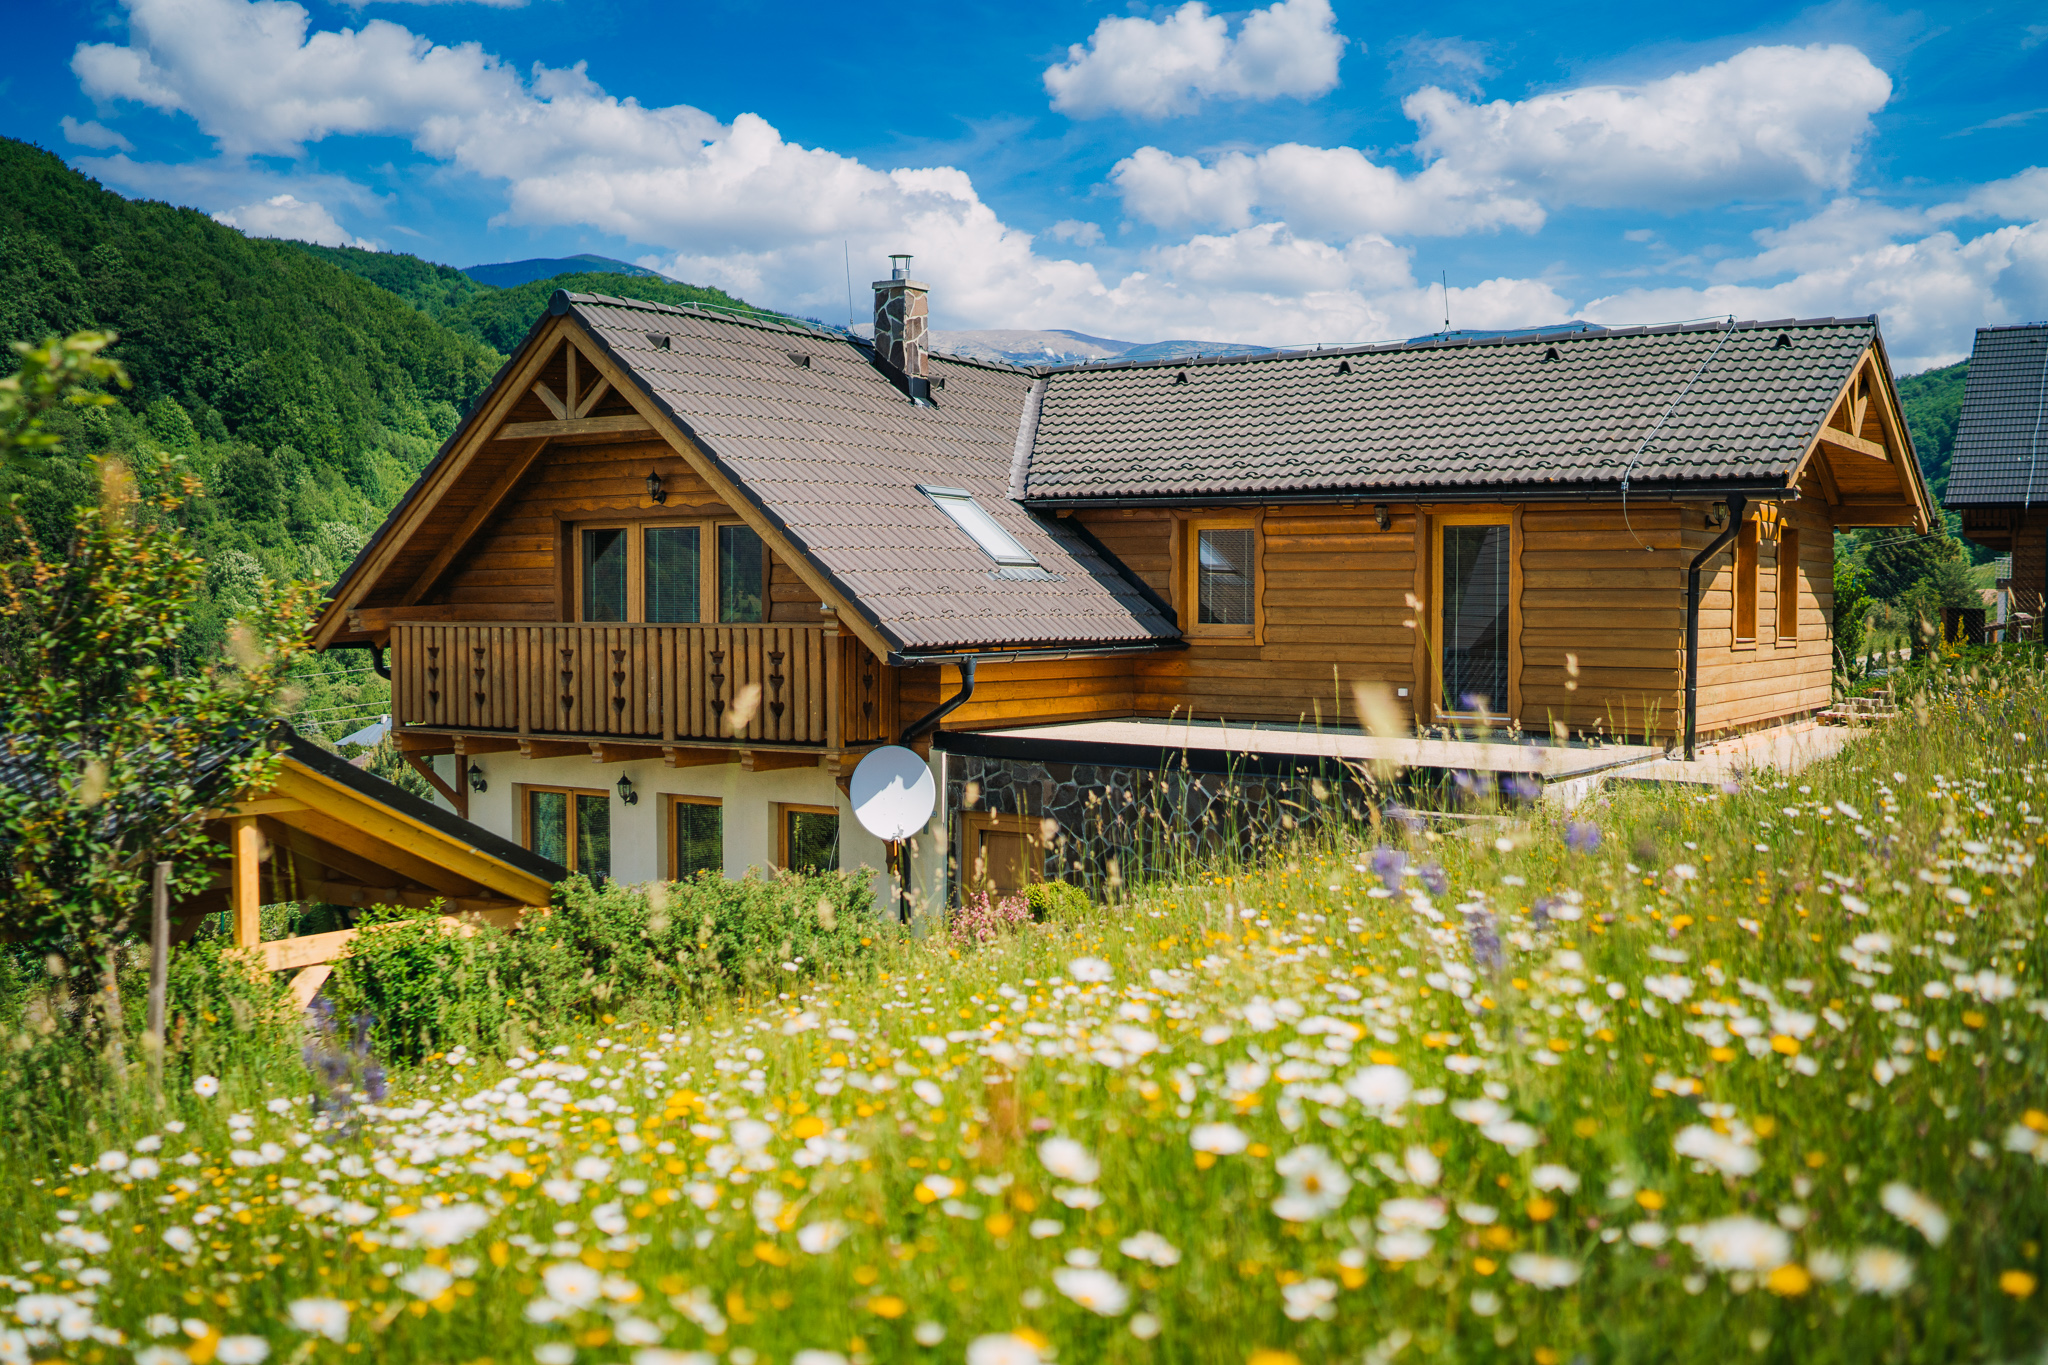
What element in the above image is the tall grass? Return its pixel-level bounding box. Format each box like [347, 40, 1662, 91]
[3, 653, 2046, 1364]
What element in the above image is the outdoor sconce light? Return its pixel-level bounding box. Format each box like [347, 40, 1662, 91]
[617, 773, 639, 805]
[1373, 504, 1390, 531]
[1707, 502, 1729, 529]
[466, 762, 487, 793]
[645, 470, 667, 505]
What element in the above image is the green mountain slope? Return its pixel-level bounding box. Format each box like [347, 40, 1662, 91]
[1898, 359, 1968, 501]
[290, 242, 495, 316]
[463, 253, 672, 288]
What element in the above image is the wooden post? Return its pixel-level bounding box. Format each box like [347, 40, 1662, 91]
[825, 624, 844, 752]
[230, 816, 262, 949]
[146, 861, 170, 1039]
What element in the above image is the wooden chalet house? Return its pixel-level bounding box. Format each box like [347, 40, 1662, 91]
[1946, 322, 2048, 636]
[314, 260, 1935, 910]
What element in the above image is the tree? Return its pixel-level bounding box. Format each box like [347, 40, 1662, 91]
[0, 332, 317, 1065]
[1832, 553, 1873, 681]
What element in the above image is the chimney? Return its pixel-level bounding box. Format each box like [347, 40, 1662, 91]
[872, 253, 931, 403]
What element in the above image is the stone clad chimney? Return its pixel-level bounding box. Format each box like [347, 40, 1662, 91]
[872, 254, 931, 403]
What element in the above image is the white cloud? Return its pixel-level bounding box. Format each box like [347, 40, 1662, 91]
[1932, 166, 2048, 224]
[1046, 219, 1105, 247]
[1407, 44, 1893, 209]
[1042, 0, 1346, 119]
[1112, 142, 1543, 237]
[214, 193, 380, 248]
[59, 115, 133, 152]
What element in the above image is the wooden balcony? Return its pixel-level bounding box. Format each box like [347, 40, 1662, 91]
[390, 622, 890, 750]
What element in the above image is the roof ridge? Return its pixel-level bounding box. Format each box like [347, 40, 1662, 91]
[557, 290, 845, 341]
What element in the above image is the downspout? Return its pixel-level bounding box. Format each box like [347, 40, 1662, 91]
[901, 657, 977, 744]
[1684, 495, 1748, 761]
[329, 640, 391, 680]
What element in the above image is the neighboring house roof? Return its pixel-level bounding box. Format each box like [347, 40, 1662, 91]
[565, 295, 1179, 654]
[1021, 317, 1884, 503]
[1944, 323, 2048, 507]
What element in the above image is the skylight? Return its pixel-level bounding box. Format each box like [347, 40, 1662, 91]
[920, 486, 1039, 567]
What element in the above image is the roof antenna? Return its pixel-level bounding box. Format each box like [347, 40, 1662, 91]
[1441, 271, 1451, 337]
[844, 241, 855, 334]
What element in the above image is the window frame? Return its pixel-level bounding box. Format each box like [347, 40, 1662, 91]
[571, 518, 763, 624]
[519, 782, 611, 876]
[919, 486, 1040, 568]
[774, 801, 841, 874]
[1776, 527, 1800, 644]
[665, 793, 725, 880]
[1178, 512, 1263, 642]
[1429, 508, 1520, 725]
[1732, 516, 1760, 647]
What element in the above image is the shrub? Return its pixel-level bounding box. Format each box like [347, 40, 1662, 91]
[951, 891, 1030, 945]
[1023, 879, 1091, 924]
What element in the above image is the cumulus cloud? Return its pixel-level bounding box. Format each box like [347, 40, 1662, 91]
[1042, 0, 1346, 119]
[60, 115, 133, 152]
[213, 193, 379, 248]
[1407, 44, 1893, 209]
[1933, 166, 2048, 224]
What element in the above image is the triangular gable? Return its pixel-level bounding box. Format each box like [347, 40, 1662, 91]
[1784, 338, 1935, 531]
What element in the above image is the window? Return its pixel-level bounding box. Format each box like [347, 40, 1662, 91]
[1438, 520, 1510, 717]
[1734, 517, 1759, 644]
[1182, 516, 1259, 637]
[718, 524, 765, 622]
[574, 520, 763, 624]
[671, 796, 723, 879]
[778, 803, 839, 873]
[920, 486, 1039, 568]
[525, 786, 610, 878]
[1777, 528, 1800, 641]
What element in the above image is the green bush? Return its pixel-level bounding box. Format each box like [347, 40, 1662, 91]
[1024, 879, 1091, 923]
[326, 870, 882, 1061]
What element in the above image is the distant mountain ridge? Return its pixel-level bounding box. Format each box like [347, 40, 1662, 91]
[463, 254, 673, 288]
[929, 328, 1270, 367]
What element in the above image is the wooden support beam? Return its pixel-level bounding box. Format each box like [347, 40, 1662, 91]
[572, 376, 612, 419]
[264, 820, 406, 889]
[267, 805, 486, 900]
[1812, 452, 1844, 507]
[403, 751, 467, 820]
[227, 797, 308, 818]
[493, 414, 653, 441]
[288, 965, 332, 1010]
[399, 438, 551, 606]
[454, 735, 522, 756]
[396, 731, 456, 755]
[230, 816, 262, 950]
[1818, 429, 1888, 462]
[591, 742, 665, 763]
[740, 749, 820, 773]
[664, 747, 738, 768]
[531, 381, 567, 419]
[521, 739, 589, 760]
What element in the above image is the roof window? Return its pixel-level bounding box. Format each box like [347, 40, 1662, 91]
[919, 486, 1039, 567]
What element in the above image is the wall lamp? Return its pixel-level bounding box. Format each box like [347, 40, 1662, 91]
[617, 773, 639, 805]
[645, 470, 667, 505]
[466, 762, 487, 793]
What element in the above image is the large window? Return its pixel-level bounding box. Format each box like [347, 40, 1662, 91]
[526, 786, 610, 878]
[1438, 521, 1510, 717]
[778, 803, 839, 873]
[1734, 517, 1760, 644]
[671, 796, 723, 879]
[1777, 529, 1800, 642]
[575, 521, 765, 624]
[1183, 517, 1259, 637]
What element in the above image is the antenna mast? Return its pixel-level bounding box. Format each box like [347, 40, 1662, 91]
[1441, 271, 1450, 335]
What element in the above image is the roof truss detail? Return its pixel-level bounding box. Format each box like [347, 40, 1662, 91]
[1785, 345, 1934, 531]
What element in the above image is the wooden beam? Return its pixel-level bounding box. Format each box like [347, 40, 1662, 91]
[399, 438, 550, 606]
[267, 803, 488, 899]
[591, 742, 665, 763]
[263, 820, 406, 889]
[521, 739, 589, 760]
[531, 381, 567, 420]
[288, 965, 332, 1010]
[740, 749, 819, 773]
[1818, 429, 1888, 462]
[395, 731, 456, 755]
[403, 750, 467, 820]
[230, 816, 262, 950]
[664, 746, 738, 768]
[572, 376, 613, 419]
[493, 414, 653, 441]
[454, 735, 522, 756]
[1812, 452, 1844, 507]
[227, 797, 307, 818]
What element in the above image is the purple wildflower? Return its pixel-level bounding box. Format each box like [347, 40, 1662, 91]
[1530, 896, 1556, 928]
[1464, 906, 1504, 974]
[1419, 862, 1449, 896]
[1369, 846, 1408, 893]
[1564, 821, 1602, 854]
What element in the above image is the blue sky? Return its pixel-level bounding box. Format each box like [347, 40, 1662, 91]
[5, 0, 2046, 367]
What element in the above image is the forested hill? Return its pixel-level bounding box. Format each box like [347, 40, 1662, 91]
[1898, 359, 1967, 503]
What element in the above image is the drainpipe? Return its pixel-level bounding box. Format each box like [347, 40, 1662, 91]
[330, 640, 391, 680]
[1684, 494, 1748, 762]
[901, 657, 976, 744]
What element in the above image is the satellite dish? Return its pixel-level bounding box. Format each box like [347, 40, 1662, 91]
[850, 745, 938, 842]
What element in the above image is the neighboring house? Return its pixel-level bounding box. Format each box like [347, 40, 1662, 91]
[312, 263, 1934, 911]
[1947, 323, 2048, 637]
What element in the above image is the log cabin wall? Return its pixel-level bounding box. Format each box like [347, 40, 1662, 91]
[1688, 496, 1837, 737]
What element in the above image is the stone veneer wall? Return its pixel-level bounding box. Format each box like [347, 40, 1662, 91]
[943, 752, 1355, 899]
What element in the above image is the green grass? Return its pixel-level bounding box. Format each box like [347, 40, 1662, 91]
[4, 656, 2048, 1364]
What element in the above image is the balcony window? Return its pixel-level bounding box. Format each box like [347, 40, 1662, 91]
[778, 803, 838, 873]
[581, 528, 630, 622]
[526, 786, 610, 878]
[719, 524, 765, 623]
[644, 525, 701, 623]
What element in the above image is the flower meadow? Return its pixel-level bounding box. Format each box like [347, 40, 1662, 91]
[6, 666, 2048, 1364]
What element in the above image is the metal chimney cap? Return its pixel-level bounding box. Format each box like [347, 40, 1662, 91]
[888, 253, 912, 280]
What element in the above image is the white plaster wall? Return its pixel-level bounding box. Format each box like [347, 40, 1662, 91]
[426, 753, 898, 907]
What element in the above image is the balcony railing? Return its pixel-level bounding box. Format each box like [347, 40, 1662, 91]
[390, 622, 889, 749]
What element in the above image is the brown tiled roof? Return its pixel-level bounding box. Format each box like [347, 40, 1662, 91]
[1944, 323, 2048, 508]
[565, 295, 1177, 654]
[1022, 317, 1881, 503]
